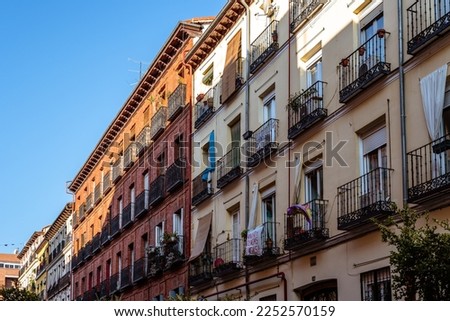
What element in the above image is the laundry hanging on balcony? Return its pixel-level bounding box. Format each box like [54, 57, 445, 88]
[201, 130, 216, 181]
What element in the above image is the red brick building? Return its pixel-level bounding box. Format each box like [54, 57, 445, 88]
[0, 253, 20, 289]
[69, 19, 211, 300]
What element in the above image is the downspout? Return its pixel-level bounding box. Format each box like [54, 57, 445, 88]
[65, 181, 75, 301]
[398, 0, 408, 205]
[238, 0, 251, 301]
[288, 0, 292, 209]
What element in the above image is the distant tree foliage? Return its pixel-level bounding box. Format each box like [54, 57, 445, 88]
[0, 286, 40, 301]
[375, 207, 450, 300]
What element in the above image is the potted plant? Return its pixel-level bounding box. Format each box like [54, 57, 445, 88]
[341, 57, 350, 67]
[377, 28, 386, 38]
[358, 46, 366, 56]
[271, 30, 278, 43]
[241, 229, 248, 241]
[287, 92, 301, 113]
[163, 232, 179, 244]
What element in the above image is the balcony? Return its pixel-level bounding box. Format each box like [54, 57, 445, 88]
[162, 235, 185, 271]
[100, 222, 110, 246]
[71, 254, 79, 270]
[147, 248, 164, 278]
[243, 221, 281, 266]
[79, 203, 86, 222]
[135, 190, 149, 219]
[192, 170, 213, 206]
[94, 183, 102, 205]
[213, 239, 243, 277]
[149, 175, 165, 207]
[73, 211, 78, 228]
[407, 0, 450, 54]
[407, 133, 450, 208]
[112, 157, 123, 183]
[284, 199, 329, 251]
[92, 232, 101, 254]
[84, 241, 93, 260]
[290, 0, 327, 33]
[339, 32, 390, 103]
[122, 202, 135, 229]
[110, 214, 121, 238]
[217, 147, 242, 189]
[124, 143, 137, 170]
[168, 83, 187, 121]
[103, 171, 112, 195]
[83, 288, 96, 301]
[189, 254, 213, 286]
[133, 257, 147, 283]
[109, 273, 120, 296]
[195, 87, 216, 129]
[221, 57, 245, 104]
[337, 167, 395, 230]
[150, 106, 167, 140]
[98, 279, 110, 299]
[245, 118, 279, 167]
[166, 158, 186, 193]
[250, 20, 279, 74]
[120, 266, 132, 290]
[86, 193, 94, 214]
[288, 81, 327, 140]
[136, 126, 150, 156]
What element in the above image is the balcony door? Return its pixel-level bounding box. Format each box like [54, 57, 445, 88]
[360, 14, 384, 71]
[230, 120, 241, 168]
[232, 211, 240, 262]
[262, 193, 276, 250]
[261, 94, 276, 148]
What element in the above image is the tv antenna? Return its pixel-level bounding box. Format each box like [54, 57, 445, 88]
[128, 57, 149, 86]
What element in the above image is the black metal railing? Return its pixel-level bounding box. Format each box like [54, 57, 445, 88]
[133, 257, 147, 283]
[168, 83, 187, 121]
[120, 266, 132, 290]
[110, 214, 121, 238]
[284, 199, 329, 250]
[246, 118, 279, 167]
[86, 193, 94, 213]
[166, 158, 186, 193]
[213, 238, 243, 276]
[150, 106, 167, 140]
[192, 170, 213, 206]
[79, 203, 86, 222]
[407, 133, 450, 204]
[73, 211, 78, 228]
[135, 190, 149, 219]
[189, 253, 213, 286]
[92, 232, 101, 253]
[94, 183, 102, 205]
[339, 32, 390, 103]
[149, 175, 165, 206]
[122, 203, 134, 229]
[103, 171, 112, 194]
[124, 143, 137, 169]
[109, 273, 120, 295]
[98, 279, 110, 299]
[136, 126, 150, 156]
[407, 0, 450, 54]
[162, 235, 185, 271]
[84, 241, 93, 260]
[337, 167, 395, 230]
[195, 87, 215, 129]
[288, 81, 327, 139]
[83, 288, 96, 301]
[250, 20, 279, 73]
[217, 147, 241, 189]
[243, 221, 281, 265]
[290, 0, 326, 32]
[147, 248, 164, 278]
[112, 157, 123, 183]
[100, 222, 110, 246]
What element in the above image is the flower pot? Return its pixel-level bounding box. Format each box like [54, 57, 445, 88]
[341, 58, 350, 67]
[271, 31, 278, 43]
[377, 28, 386, 38]
[358, 47, 366, 56]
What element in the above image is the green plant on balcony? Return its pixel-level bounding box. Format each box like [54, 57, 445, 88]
[162, 232, 179, 245]
[287, 92, 302, 112]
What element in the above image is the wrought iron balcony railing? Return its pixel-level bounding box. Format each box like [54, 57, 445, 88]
[189, 253, 213, 286]
[250, 20, 279, 74]
[92, 232, 101, 254]
[407, 132, 450, 206]
[407, 0, 450, 54]
[109, 273, 120, 295]
[94, 182, 102, 205]
[147, 247, 164, 278]
[149, 175, 165, 207]
[150, 106, 167, 140]
[124, 143, 137, 170]
[103, 171, 112, 195]
[112, 157, 123, 183]
[166, 158, 186, 193]
[84, 241, 93, 260]
[83, 288, 96, 301]
[288, 81, 327, 140]
[213, 238, 243, 277]
[120, 266, 132, 290]
[79, 203, 86, 222]
[284, 199, 329, 251]
[195, 87, 216, 129]
[290, 0, 327, 33]
[122, 202, 135, 229]
[86, 192, 94, 214]
[98, 279, 110, 300]
[243, 221, 281, 265]
[135, 189, 149, 219]
[100, 222, 110, 246]
[192, 169, 213, 206]
[110, 214, 121, 238]
[73, 210, 78, 228]
[338, 32, 390, 103]
[162, 235, 185, 271]
[246, 118, 279, 167]
[168, 83, 187, 121]
[136, 126, 151, 156]
[217, 146, 241, 189]
[337, 167, 395, 230]
[133, 257, 147, 283]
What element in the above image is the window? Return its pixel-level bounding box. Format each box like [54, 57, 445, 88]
[144, 172, 149, 208]
[106, 259, 111, 279]
[88, 272, 93, 290]
[128, 243, 135, 280]
[360, 13, 384, 70]
[116, 252, 122, 285]
[118, 197, 123, 228]
[360, 14, 384, 43]
[202, 63, 214, 86]
[157, 152, 166, 176]
[263, 94, 276, 122]
[96, 266, 102, 286]
[262, 193, 276, 247]
[305, 162, 323, 202]
[130, 185, 135, 220]
[155, 223, 164, 247]
[231, 210, 240, 262]
[361, 267, 392, 301]
[307, 58, 322, 88]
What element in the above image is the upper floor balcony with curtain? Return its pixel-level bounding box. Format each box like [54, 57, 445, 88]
[149, 174, 165, 207]
[284, 199, 329, 251]
[192, 169, 213, 206]
[150, 106, 167, 140]
[288, 81, 327, 140]
[407, 132, 450, 208]
[217, 146, 241, 189]
[250, 20, 279, 74]
[337, 167, 395, 230]
[290, 0, 327, 33]
[213, 238, 243, 277]
[339, 31, 390, 103]
[195, 87, 216, 129]
[168, 83, 187, 121]
[243, 221, 281, 266]
[245, 118, 279, 167]
[166, 158, 186, 193]
[407, 0, 450, 55]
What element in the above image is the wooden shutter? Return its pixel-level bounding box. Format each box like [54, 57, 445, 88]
[222, 30, 242, 102]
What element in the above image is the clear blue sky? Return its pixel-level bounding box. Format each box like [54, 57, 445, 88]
[0, 0, 226, 253]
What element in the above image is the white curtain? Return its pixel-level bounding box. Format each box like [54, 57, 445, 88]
[293, 156, 302, 204]
[247, 183, 259, 230]
[420, 64, 448, 141]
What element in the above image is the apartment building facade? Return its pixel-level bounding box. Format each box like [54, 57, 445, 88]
[186, 0, 450, 301]
[0, 253, 20, 289]
[69, 19, 211, 301]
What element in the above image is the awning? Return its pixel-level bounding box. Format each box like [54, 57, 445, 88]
[189, 211, 212, 262]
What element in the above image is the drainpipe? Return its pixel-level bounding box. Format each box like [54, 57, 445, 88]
[65, 181, 75, 301]
[238, 0, 251, 300]
[398, 0, 408, 206]
[288, 1, 292, 208]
